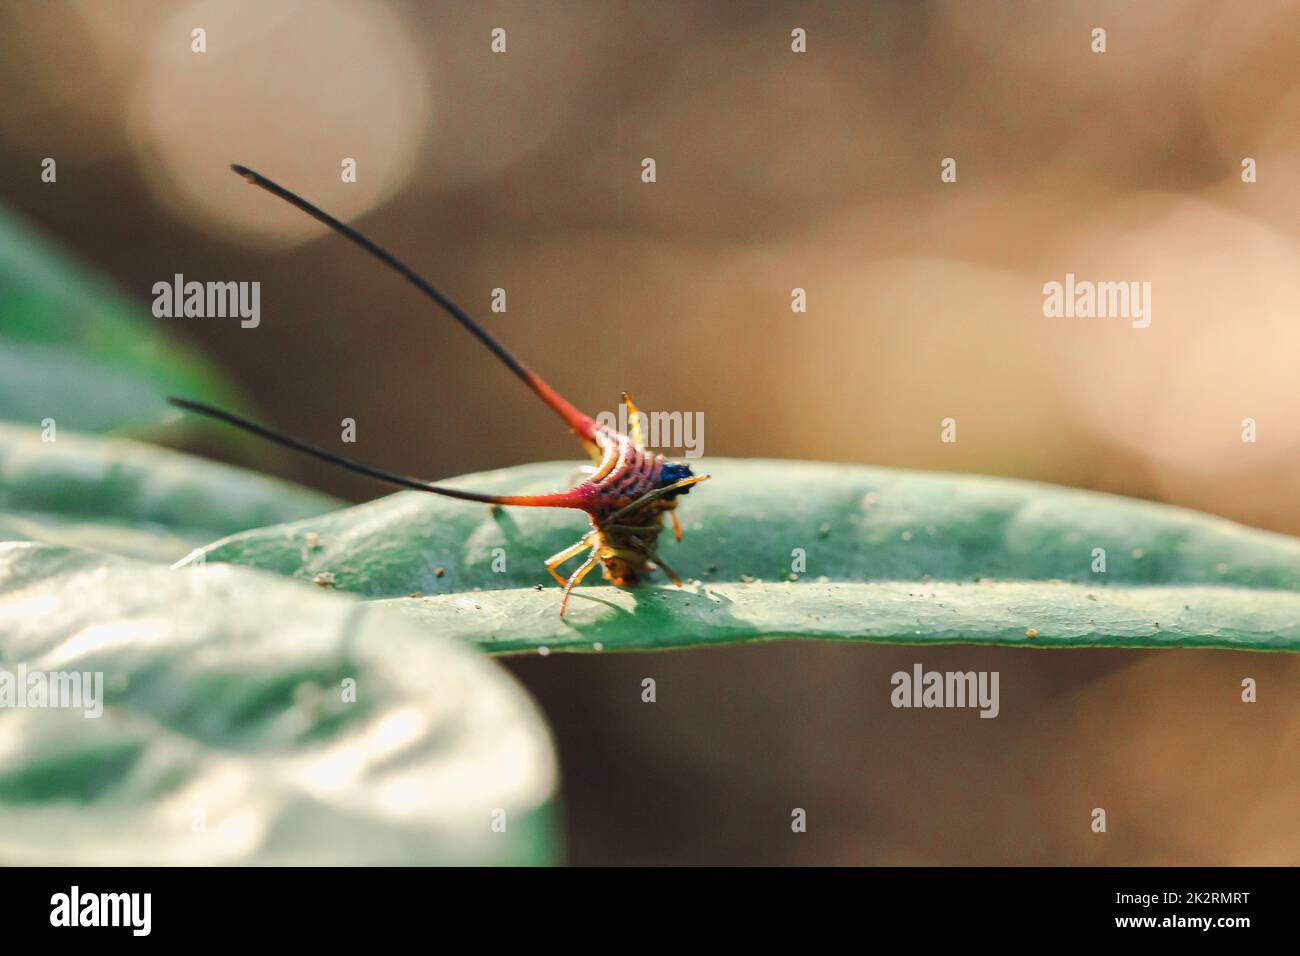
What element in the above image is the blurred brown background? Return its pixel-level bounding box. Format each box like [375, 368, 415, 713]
[2, 0, 1298, 864]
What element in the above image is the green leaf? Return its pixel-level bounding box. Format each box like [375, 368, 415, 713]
[0, 203, 244, 436]
[0, 423, 341, 562]
[0, 542, 557, 865]
[382, 581, 1300, 654]
[181, 459, 1300, 653]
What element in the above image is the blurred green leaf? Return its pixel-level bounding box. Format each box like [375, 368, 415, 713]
[0, 422, 340, 561]
[0, 542, 558, 864]
[181, 459, 1300, 652]
[0, 203, 244, 436]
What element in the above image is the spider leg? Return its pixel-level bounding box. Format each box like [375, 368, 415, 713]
[545, 532, 598, 586]
[606, 474, 711, 523]
[559, 548, 602, 616]
[670, 509, 682, 541]
[621, 391, 645, 449]
[645, 549, 683, 587]
[597, 542, 672, 586]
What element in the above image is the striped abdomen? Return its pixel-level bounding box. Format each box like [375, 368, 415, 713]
[583, 425, 667, 517]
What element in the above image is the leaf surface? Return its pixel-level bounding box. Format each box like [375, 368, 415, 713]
[0, 543, 557, 864]
[183, 459, 1300, 652]
[0, 204, 244, 437]
[0, 423, 340, 561]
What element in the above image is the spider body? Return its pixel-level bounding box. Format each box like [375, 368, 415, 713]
[171, 166, 708, 616]
[483, 392, 705, 613]
[563, 417, 701, 607]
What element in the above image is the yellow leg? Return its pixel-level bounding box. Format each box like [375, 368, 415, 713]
[606, 474, 710, 523]
[646, 549, 683, 587]
[559, 549, 601, 616]
[670, 509, 682, 541]
[600, 545, 646, 563]
[545, 533, 596, 587]
[621, 391, 645, 449]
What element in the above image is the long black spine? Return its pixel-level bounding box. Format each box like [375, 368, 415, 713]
[168, 397, 497, 503]
[230, 164, 531, 384]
